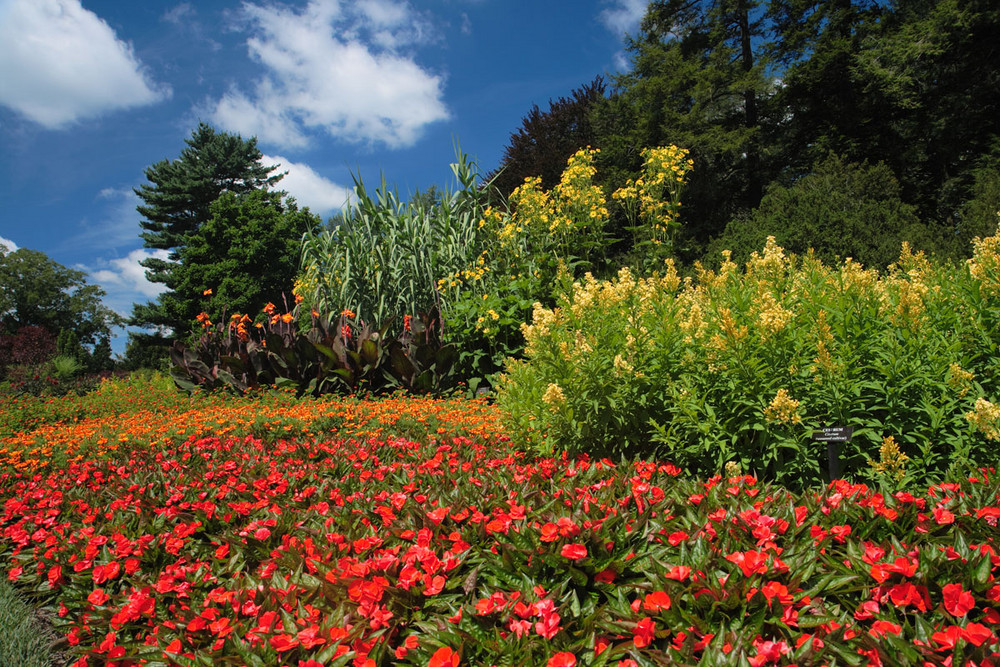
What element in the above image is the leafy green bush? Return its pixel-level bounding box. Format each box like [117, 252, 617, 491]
[499, 231, 1000, 489]
[710, 154, 944, 271]
[437, 146, 689, 388]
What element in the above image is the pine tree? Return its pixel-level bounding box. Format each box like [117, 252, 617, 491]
[130, 123, 283, 340]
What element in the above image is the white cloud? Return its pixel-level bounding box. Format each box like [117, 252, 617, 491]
[600, 0, 647, 36]
[0, 236, 17, 252]
[262, 155, 350, 216]
[87, 249, 171, 317]
[161, 2, 194, 25]
[211, 0, 449, 149]
[0, 0, 169, 128]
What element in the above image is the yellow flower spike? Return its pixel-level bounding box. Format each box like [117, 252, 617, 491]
[764, 389, 803, 425]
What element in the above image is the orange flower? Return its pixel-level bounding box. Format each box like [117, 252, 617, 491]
[203, 288, 213, 296]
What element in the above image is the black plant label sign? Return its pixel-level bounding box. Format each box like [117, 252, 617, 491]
[812, 426, 854, 442]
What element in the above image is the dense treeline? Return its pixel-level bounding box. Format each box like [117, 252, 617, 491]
[493, 0, 1000, 270]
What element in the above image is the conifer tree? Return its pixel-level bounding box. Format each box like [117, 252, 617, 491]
[130, 123, 283, 342]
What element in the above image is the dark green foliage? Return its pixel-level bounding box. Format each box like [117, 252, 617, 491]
[136, 122, 281, 253]
[177, 189, 321, 320]
[130, 123, 285, 344]
[580, 0, 1000, 268]
[488, 77, 607, 199]
[766, 0, 887, 178]
[852, 0, 1000, 225]
[121, 332, 170, 372]
[958, 164, 1000, 247]
[56, 329, 83, 362]
[709, 154, 939, 270]
[595, 0, 774, 260]
[169, 306, 457, 397]
[0, 248, 120, 376]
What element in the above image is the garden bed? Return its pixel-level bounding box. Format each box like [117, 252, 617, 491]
[1, 393, 998, 666]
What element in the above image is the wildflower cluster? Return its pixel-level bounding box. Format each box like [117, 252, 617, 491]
[869, 435, 910, 482]
[612, 145, 693, 254]
[764, 389, 803, 425]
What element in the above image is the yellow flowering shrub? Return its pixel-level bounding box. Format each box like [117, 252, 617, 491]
[499, 228, 1000, 488]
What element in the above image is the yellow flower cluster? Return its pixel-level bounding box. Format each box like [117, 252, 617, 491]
[968, 217, 1000, 297]
[612, 145, 693, 247]
[947, 363, 975, 397]
[883, 242, 932, 329]
[966, 397, 1000, 440]
[505, 148, 607, 243]
[756, 291, 794, 336]
[869, 435, 909, 482]
[811, 310, 839, 377]
[437, 251, 491, 291]
[542, 382, 566, 410]
[746, 236, 789, 282]
[764, 389, 802, 425]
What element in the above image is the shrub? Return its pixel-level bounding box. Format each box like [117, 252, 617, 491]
[710, 154, 943, 271]
[499, 231, 1000, 489]
[438, 146, 690, 388]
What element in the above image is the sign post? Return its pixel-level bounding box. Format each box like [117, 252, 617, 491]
[811, 426, 854, 480]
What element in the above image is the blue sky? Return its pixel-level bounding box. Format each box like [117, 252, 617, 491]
[0, 0, 645, 352]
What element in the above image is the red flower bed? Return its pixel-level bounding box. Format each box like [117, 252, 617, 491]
[2, 431, 999, 666]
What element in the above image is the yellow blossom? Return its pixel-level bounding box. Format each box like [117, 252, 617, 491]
[764, 389, 802, 424]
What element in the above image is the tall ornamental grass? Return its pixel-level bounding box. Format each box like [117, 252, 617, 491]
[297, 152, 487, 329]
[499, 224, 1000, 489]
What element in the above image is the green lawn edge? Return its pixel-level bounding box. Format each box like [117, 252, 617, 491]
[0, 579, 59, 667]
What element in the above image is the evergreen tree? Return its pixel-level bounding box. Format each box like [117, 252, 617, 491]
[597, 0, 775, 259]
[766, 0, 886, 179]
[131, 123, 283, 340]
[852, 0, 1000, 227]
[178, 189, 321, 320]
[710, 153, 937, 270]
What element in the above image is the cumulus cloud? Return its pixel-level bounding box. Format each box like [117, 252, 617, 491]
[262, 155, 350, 217]
[87, 249, 171, 318]
[0, 0, 169, 128]
[599, 0, 647, 35]
[0, 236, 18, 252]
[211, 0, 449, 149]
